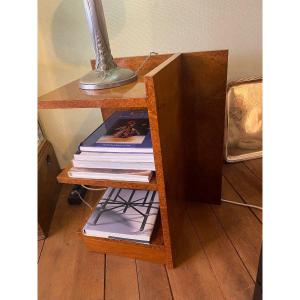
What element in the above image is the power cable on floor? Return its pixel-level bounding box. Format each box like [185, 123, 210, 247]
[221, 198, 262, 210]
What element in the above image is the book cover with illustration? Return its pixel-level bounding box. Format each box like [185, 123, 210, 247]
[82, 187, 159, 242]
[80, 110, 153, 153]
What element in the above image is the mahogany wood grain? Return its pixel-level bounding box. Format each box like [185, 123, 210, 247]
[188, 201, 255, 299]
[105, 255, 139, 300]
[212, 176, 262, 280]
[223, 162, 262, 221]
[181, 50, 228, 204]
[57, 165, 157, 190]
[38, 186, 105, 300]
[136, 260, 173, 300]
[38, 140, 61, 237]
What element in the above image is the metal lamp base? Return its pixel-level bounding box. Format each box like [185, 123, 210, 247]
[79, 67, 137, 90]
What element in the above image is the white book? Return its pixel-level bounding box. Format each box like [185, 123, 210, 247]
[68, 167, 153, 183]
[83, 188, 159, 243]
[72, 159, 155, 171]
[74, 151, 154, 163]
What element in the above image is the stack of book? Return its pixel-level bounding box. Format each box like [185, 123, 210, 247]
[68, 110, 155, 183]
[83, 187, 159, 243]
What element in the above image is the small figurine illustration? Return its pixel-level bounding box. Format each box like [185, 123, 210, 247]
[113, 120, 141, 138]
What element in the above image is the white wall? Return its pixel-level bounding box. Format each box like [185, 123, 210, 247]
[38, 0, 262, 167]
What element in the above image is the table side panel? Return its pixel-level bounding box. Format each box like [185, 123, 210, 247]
[181, 50, 228, 204]
[145, 53, 186, 267]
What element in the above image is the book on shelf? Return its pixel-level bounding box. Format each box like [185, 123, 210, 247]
[74, 151, 154, 163]
[83, 187, 159, 243]
[80, 110, 153, 153]
[68, 167, 153, 182]
[69, 110, 155, 183]
[72, 159, 155, 171]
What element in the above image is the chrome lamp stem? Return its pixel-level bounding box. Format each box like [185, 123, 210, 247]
[80, 0, 137, 90]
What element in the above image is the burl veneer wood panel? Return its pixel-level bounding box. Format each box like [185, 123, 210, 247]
[96, 54, 171, 120]
[99, 54, 186, 267]
[82, 226, 167, 266]
[38, 78, 147, 109]
[82, 219, 166, 264]
[145, 53, 186, 267]
[181, 50, 228, 204]
[38, 55, 171, 110]
[38, 55, 163, 109]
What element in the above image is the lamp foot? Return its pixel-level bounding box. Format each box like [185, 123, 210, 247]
[79, 67, 137, 90]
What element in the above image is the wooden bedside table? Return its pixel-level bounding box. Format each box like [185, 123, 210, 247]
[38, 140, 61, 239]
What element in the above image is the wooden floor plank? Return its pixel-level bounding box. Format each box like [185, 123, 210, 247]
[69, 243, 105, 300]
[188, 202, 255, 300]
[243, 158, 262, 180]
[38, 239, 44, 263]
[223, 162, 262, 221]
[136, 260, 172, 300]
[211, 177, 262, 280]
[166, 215, 225, 300]
[105, 255, 140, 300]
[38, 186, 105, 300]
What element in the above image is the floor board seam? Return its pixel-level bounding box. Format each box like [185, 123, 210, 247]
[103, 254, 107, 300]
[164, 266, 174, 300]
[242, 161, 262, 181]
[38, 239, 45, 263]
[223, 164, 262, 188]
[187, 210, 227, 300]
[223, 174, 262, 224]
[135, 260, 141, 300]
[209, 204, 256, 283]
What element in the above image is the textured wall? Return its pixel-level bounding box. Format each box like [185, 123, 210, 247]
[38, 0, 262, 167]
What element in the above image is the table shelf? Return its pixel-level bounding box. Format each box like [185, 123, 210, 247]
[81, 218, 166, 264]
[57, 166, 157, 191]
[38, 77, 148, 109]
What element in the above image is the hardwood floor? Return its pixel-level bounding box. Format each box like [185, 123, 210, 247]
[38, 159, 262, 300]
